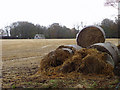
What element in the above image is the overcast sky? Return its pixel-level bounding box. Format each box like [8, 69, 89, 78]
[0, 0, 118, 29]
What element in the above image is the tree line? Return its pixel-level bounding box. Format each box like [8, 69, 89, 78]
[1, 18, 119, 39]
[3, 22, 78, 39]
[100, 18, 119, 38]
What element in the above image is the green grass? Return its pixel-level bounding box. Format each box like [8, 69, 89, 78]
[12, 84, 16, 88]
[90, 81, 97, 88]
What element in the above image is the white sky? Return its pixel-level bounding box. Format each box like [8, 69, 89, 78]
[0, 0, 118, 29]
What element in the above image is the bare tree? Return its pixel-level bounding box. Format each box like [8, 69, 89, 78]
[73, 22, 86, 31]
[4, 26, 10, 36]
[104, 0, 120, 18]
[104, 0, 119, 9]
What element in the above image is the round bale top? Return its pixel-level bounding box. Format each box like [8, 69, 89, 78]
[76, 25, 105, 47]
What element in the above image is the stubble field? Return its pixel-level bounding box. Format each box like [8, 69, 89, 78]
[1, 39, 120, 88]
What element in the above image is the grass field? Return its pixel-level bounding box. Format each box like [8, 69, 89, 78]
[2, 39, 76, 61]
[2, 39, 119, 61]
[1, 39, 120, 88]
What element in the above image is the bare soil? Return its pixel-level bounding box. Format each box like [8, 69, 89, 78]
[1, 39, 120, 88]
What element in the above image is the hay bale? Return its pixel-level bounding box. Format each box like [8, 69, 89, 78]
[76, 26, 105, 47]
[78, 54, 113, 75]
[59, 49, 84, 73]
[79, 55, 105, 74]
[88, 42, 120, 67]
[39, 47, 114, 76]
[60, 48, 114, 75]
[39, 47, 74, 73]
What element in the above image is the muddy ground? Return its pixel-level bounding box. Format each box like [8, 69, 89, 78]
[1, 39, 120, 88]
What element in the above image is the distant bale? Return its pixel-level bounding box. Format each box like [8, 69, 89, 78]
[76, 26, 105, 47]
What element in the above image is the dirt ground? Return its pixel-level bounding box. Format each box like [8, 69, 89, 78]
[1, 39, 120, 88]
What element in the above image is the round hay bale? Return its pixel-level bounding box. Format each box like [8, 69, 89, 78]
[88, 42, 120, 67]
[76, 26, 105, 47]
[38, 47, 114, 76]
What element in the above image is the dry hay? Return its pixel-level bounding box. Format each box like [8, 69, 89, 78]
[39, 45, 75, 74]
[60, 48, 114, 75]
[38, 47, 114, 77]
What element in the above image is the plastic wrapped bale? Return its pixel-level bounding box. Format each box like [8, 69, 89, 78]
[39, 45, 76, 73]
[60, 48, 114, 75]
[58, 45, 82, 53]
[88, 42, 120, 67]
[76, 26, 105, 47]
[64, 45, 82, 51]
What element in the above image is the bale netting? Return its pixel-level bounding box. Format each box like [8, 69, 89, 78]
[39, 47, 114, 76]
[76, 26, 105, 48]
